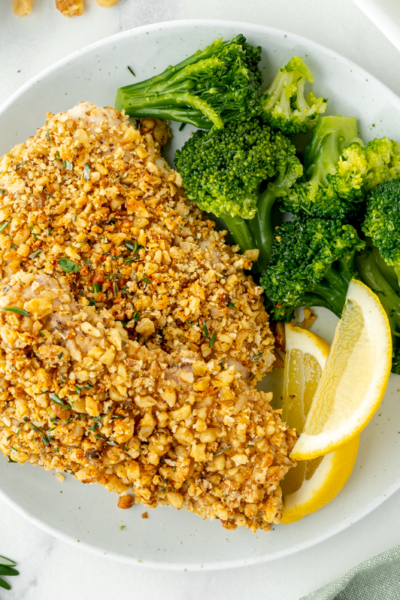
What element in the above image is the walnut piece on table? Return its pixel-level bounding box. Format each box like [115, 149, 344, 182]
[96, 0, 120, 6]
[55, 0, 84, 17]
[12, 0, 34, 16]
[118, 494, 134, 510]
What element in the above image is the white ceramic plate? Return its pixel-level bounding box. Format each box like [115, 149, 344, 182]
[352, 0, 400, 53]
[1, 20, 400, 571]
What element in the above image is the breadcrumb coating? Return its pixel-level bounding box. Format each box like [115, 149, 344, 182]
[0, 103, 296, 531]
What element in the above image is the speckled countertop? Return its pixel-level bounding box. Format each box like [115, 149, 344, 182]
[1, 1, 400, 598]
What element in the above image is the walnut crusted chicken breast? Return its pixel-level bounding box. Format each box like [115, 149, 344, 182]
[0, 102, 274, 382]
[0, 102, 297, 531]
[0, 271, 296, 532]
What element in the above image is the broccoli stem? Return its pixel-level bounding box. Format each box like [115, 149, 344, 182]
[118, 107, 213, 129]
[300, 257, 355, 318]
[220, 214, 255, 253]
[303, 264, 350, 318]
[355, 248, 400, 334]
[115, 91, 222, 129]
[248, 187, 277, 272]
[371, 246, 400, 292]
[119, 42, 225, 96]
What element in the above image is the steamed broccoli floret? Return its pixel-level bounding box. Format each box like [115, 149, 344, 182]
[363, 178, 400, 286]
[260, 57, 327, 135]
[260, 216, 365, 321]
[115, 35, 263, 130]
[175, 118, 299, 255]
[337, 137, 400, 192]
[280, 116, 365, 219]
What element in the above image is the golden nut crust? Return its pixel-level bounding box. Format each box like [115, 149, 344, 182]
[0, 103, 297, 531]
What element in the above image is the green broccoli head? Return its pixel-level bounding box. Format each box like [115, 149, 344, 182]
[260, 215, 365, 321]
[338, 137, 400, 192]
[279, 116, 365, 219]
[115, 34, 263, 130]
[363, 178, 400, 284]
[260, 57, 327, 136]
[175, 118, 296, 219]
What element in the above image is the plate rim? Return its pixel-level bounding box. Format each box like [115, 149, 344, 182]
[1, 18, 400, 571]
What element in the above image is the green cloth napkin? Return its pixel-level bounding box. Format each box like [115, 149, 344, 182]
[301, 545, 400, 599]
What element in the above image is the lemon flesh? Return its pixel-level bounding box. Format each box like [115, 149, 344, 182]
[281, 323, 359, 524]
[291, 279, 392, 461]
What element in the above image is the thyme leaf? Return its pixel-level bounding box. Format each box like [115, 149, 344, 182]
[0, 307, 30, 317]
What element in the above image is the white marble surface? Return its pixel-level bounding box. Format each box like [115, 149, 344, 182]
[1, 1, 400, 598]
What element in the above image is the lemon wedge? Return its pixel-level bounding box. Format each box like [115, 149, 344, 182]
[281, 323, 359, 524]
[291, 279, 392, 462]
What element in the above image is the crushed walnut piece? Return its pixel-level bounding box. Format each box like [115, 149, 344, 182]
[0, 102, 297, 531]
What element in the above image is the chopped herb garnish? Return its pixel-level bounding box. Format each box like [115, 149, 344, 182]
[73, 215, 77, 223]
[213, 445, 232, 456]
[203, 321, 209, 339]
[132, 311, 140, 321]
[227, 302, 235, 309]
[89, 422, 99, 432]
[113, 176, 122, 183]
[45, 130, 50, 140]
[179, 123, 186, 131]
[124, 241, 134, 251]
[45, 192, 55, 199]
[120, 525, 125, 530]
[14, 161, 27, 170]
[39, 330, 45, 337]
[75, 383, 94, 393]
[88, 298, 96, 306]
[83, 163, 91, 181]
[10, 447, 18, 453]
[209, 331, 216, 348]
[64, 160, 73, 170]
[49, 393, 65, 406]
[142, 275, 151, 284]
[249, 352, 263, 362]
[127, 65, 136, 77]
[0, 307, 30, 317]
[55, 151, 62, 161]
[92, 283, 102, 293]
[0, 222, 10, 234]
[58, 257, 79, 273]
[29, 249, 42, 260]
[57, 352, 64, 360]
[30, 423, 50, 445]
